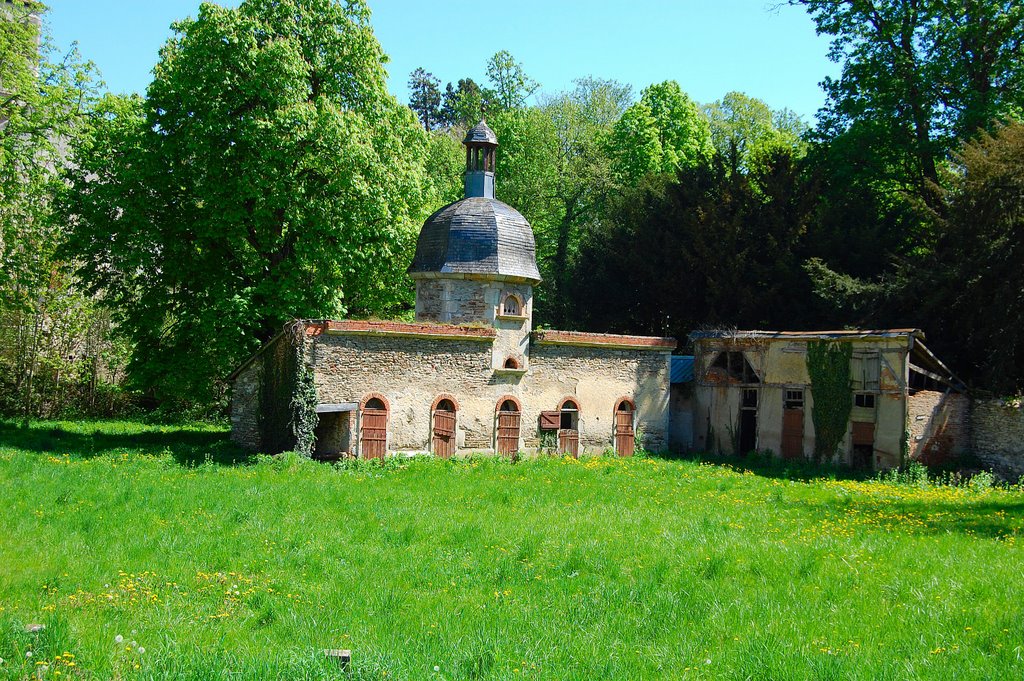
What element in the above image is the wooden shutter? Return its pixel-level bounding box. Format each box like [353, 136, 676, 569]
[538, 411, 560, 430]
[851, 421, 875, 446]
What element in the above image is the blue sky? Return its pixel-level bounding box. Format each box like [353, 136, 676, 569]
[45, 0, 838, 121]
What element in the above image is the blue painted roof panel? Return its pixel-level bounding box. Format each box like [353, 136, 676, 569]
[671, 355, 695, 384]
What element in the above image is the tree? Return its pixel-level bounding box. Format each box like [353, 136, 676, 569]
[570, 149, 816, 341]
[607, 81, 712, 182]
[0, 1, 114, 417]
[62, 0, 434, 406]
[703, 91, 808, 171]
[485, 50, 538, 110]
[925, 123, 1024, 392]
[792, 0, 1024, 206]
[408, 67, 441, 130]
[441, 78, 484, 128]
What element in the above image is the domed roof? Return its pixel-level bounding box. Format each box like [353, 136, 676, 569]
[408, 197, 542, 283]
[464, 119, 498, 145]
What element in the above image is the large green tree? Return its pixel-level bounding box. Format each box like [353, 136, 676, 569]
[794, 0, 1024, 206]
[607, 81, 713, 182]
[63, 0, 436, 405]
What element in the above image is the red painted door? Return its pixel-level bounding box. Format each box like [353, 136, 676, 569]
[432, 408, 456, 458]
[614, 410, 634, 457]
[781, 408, 804, 460]
[361, 408, 387, 459]
[559, 429, 580, 458]
[497, 411, 520, 456]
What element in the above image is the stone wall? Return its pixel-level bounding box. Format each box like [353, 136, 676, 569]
[230, 357, 263, 450]
[906, 390, 970, 466]
[307, 330, 670, 456]
[971, 400, 1024, 481]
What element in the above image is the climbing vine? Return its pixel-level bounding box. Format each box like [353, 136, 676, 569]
[806, 340, 853, 464]
[259, 322, 318, 456]
[289, 338, 319, 457]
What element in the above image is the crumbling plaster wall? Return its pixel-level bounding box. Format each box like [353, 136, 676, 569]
[692, 336, 909, 468]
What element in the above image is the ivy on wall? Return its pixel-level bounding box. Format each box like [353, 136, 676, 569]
[259, 321, 318, 456]
[807, 340, 853, 464]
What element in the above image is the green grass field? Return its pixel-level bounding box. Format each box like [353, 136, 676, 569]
[1, 420, 1022, 680]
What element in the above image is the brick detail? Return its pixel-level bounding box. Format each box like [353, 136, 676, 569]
[533, 329, 676, 350]
[316, 319, 496, 340]
[906, 390, 970, 466]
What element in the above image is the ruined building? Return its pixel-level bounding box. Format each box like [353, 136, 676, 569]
[229, 121, 675, 457]
[685, 329, 967, 469]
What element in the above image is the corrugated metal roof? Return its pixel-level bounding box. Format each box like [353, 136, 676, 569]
[671, 355, 694, 384]
[689, 329, 924, 341]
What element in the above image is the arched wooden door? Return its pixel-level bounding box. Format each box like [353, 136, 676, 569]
[360, 397, 388, 459]
[496, 398, 521, 456]
[432, 398, 457, 458]
[614, 399, 635, 457]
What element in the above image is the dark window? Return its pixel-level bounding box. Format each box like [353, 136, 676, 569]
[504, 356, 519, 369]
[742, 389, 758, 409]
[711, 351, 759, 383]
[560, 400, 579, 430]
[854, 393, 876, 409]
[784, 389, 804, 409]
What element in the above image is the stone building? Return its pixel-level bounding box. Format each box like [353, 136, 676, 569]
[229, 121, 675, 457]
[687, 329, 966, 469]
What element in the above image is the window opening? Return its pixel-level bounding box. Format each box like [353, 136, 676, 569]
[784, 389, 804, 409]
[711, 351, 759, 383]
[854, 393, 876, 409]
[501, 294, 521, 316]
[504, 356, 520, 369]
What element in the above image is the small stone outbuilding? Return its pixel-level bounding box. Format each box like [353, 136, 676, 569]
[688, 329, 966, 469]
[230, 121, 674, 458]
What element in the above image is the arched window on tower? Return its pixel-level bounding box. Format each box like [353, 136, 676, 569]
[500, 293, 522, 317]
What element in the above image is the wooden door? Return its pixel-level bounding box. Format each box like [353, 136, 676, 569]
[614, 410, 634, 457]
[558, 429, 580, 458]
[496, 410, 520, 456]
[432, 407, 456, 458]
[781, 408, 804, 460]
[360, 408, 387, 459]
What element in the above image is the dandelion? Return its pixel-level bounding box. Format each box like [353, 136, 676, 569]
[138, 647, 145, 655]
[433, 665, 439, 672]
[115, 635, 123, 644]
[25, 651, 32, 659]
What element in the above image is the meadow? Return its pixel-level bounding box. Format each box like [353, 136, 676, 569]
[1, 420, 1022, 680]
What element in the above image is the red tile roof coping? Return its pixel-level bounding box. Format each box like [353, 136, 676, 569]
[533, 329, 677, 350]
[312, 319, 496, 341]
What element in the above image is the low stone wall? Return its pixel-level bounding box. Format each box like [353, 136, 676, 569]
[972, 400, 1024, 481]
[906, 390, 970, 466]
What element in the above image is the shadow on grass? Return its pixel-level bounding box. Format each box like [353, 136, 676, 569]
[656, 451, 1024, 540]
[0, 420, 255, 466]
[656, 449, 877, 483]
